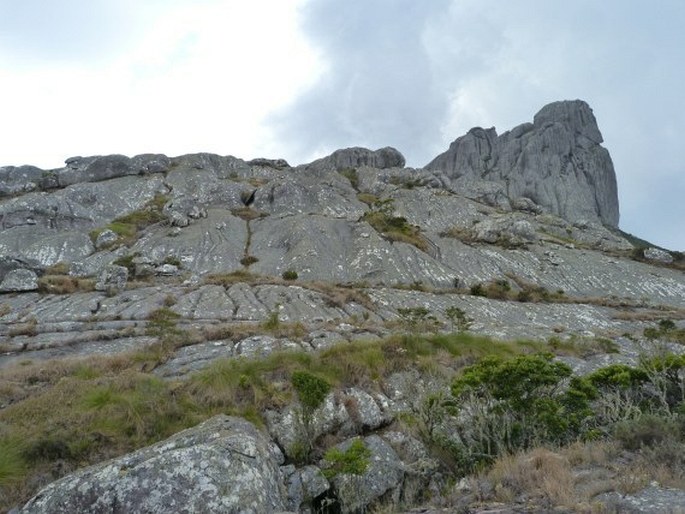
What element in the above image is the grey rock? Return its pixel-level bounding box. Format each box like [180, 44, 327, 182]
[247, 158, 290, 169]
[306, 147, 405, 172]
[265, 394, 349, 453]
[94, 229, 119, 249]
[426, 100, 620, 227]
[281, 465, 329, 512]
[596, 484, 685, 513]
[644, 247, 673, 264]
[0, 268, 38, 292]
[0, 256, 42, 282]
[132, 209, 247, 275]
[325, 435, 404, 513]
[251, 175, 365, 219]
[249, 214, 455, 288]
[19, 415, 288, 514]
[95, 265, 128, 293]
[511, 196, 543, 214]
[0, 227, 94, 267]
[341, 388, 386, 431]
[234, 335, 302, 359]
[0, 165, 43, 196]
[155, 263, 179, 276]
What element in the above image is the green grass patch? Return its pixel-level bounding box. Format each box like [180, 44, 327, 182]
[0, 438, 27, 486]
[89, 194, 168, 247]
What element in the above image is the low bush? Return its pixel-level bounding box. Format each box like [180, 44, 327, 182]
[449, 353, 596, 470]
[37, 275, 95, 294]
[361, 198, 429, 252]
[282, 270, 298, 281]
[322, 439, 371, 479]
[240, 255, 259, 266]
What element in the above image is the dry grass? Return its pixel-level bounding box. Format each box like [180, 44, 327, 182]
[8, 318, 37, 337]
[37, 275, 96, 294]
[304, 280, 376, 312]
[230, 206, 267, 221]
[485, 448, 575, 507]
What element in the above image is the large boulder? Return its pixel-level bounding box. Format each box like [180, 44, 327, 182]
[306, 146, 405, 172]
[324, 435, 404, 513]
[0, 268, 39, 292]
[19, 416, 288, 514]
[426, 100, 620, 227]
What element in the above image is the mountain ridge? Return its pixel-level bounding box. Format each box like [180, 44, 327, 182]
[1, 100, 684, 513]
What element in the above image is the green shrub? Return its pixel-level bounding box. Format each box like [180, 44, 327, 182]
[240, 255, 259, 266]
[397, 307, 438, 333]
[282, 270, 298, 280]
[323, 439, 371, 479]
[450, 354, 595, 464]
[445, 306, 472, 332]
[0, 438, 26, 486]
[613, 414, 682, 450]
[145, 308, 182, 342]
[470, 283, 485, 297]
[112, 253, 138, 275]
[587, 363, 649, 390]
[339, 168, 359, 190]
[261, 310, 280, 331]
[291, 371, 330, 412]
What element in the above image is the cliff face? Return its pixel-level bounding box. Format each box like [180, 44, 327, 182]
[426, 100, 620, 227]
[1, 101, 684, 514]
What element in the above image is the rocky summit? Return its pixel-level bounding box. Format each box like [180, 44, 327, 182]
[1, 100, 684, 513]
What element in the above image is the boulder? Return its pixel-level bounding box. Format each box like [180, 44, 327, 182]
[0, 165, 43, 196]
[426, 100, 620, 227]
[19, 416, 288, 514]
[95, 265, 128, 293]
[94, 229, 119, 249]
[324, 435, 404, 513]
[247, 157, 290, 169]
[281, 464, 329, 512]
[644, 247, 673, 264]
[0, 268, 39, 292]
[306, 147, 405, 172]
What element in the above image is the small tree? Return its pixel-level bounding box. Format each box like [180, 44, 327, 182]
[397, 307, 438, 333]
[450, 353, 595, 467]
[445, 306, 473, 332]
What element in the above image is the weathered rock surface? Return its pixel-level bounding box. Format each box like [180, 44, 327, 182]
[19, 416, 287, 514]
[306, 146, 405, 172]
[426, 100, 620, 227]
[0, 268, 38, 292]
[325, 435, 404, 513]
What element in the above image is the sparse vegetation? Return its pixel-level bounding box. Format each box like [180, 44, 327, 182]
[205, 270, 260, 287]
[231, 206, 267, 221]
[397, 307, 439, 333]
[361, 198, 429, 252]
[440, 225, 527, 249]
[322, 438, 371, 479]
[89, 194, 168, 247]
[37, 275, 95, 294]
[338, 168, 359, 190]
[282, 269, 298, 281]
[2, 317, 684, 512]
[444, 306, 473, 332]
[240, 255, 259, 267]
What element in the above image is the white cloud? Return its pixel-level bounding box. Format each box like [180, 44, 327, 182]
[0, 0, 322, 168]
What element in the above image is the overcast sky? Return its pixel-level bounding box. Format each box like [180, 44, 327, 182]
[1, 1, 683, 250]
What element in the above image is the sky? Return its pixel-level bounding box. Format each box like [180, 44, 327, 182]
[0, 1, 683, 251]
